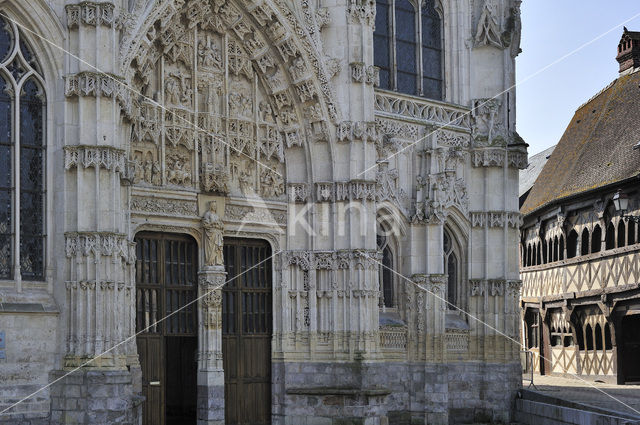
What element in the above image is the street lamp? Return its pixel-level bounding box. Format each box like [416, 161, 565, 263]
[613, 190, 640, 223]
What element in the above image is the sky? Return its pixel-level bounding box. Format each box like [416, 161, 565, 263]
[516, 0, 640, 156]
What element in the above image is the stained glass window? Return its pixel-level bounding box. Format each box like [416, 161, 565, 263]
[0, 16, 46, 280]
[443, 228, 460, 308]
[377, 226, 395, 309]
[373, 0, 443, 99]
[0, 76, 11, 279]
[374, 0, 391, 90]
[421, 0, 442, 99]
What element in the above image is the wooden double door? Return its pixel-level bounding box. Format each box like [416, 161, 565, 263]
[135, 234, 272, 425]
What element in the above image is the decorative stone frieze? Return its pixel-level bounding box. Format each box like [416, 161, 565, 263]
[65, 71, 122, 98]
[471, 148, 505, 167]
[336, 121, 380, 143]
[64, 231, 135, 263]
[469, 279, 522, 297]
[350, 63, 380, 86]
[64, 145, 127, 175]
[437, 129, 470, 148]
[471, 146, 528, 169]
[64, 71, 132, 117]
[375, 118, 420, 141]
[288, 183, 310, 203]
[284, 249, 380, 271]
[470, 211, 522, 228]
[224, 204, 286, 225]
[347, 0, 376, 26]
[131, 196, 198, 217]
[507, 151, 528, 169]
[66, 2, 116, 28]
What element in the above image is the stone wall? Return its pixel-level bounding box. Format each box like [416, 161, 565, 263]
[273, 361, 521, 425]
[49, 370, 142, 425]
[0, 308, 58, 425]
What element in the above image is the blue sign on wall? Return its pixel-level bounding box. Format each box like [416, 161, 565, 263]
[0, 350, 5, 359]
[0, 331, 4, 349]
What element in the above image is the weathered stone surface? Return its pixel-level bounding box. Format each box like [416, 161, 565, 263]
[0, 0, 522, 423]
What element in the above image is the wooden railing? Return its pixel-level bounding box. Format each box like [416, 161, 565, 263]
[521, 244, 640, 298]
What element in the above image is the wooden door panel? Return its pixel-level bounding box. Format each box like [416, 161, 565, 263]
[136, 233, 197, 425]
[138, 336, 164, 425]
[223, 239, 272, 425]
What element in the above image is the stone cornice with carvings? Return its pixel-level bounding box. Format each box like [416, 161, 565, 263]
[130, 195, 198, 218]
[66, 2, 116, 28]
[471, 148, 528, 169]
[64, 145, 126, 174]
[282, 249, 381, 271]
[347, 0, 376, 26]
[470, 211, 522, 229]
[336, 121, 380, 143]
[225, 204, 287, 225]
[289, 180, 381, 203]
[350, 63, 379, 86]
[469, 279, 522, 297]
[64, 71, 133, 118]
[64, 231, 135, 263]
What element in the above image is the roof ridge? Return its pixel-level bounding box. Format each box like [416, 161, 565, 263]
[576, 78, 618, 111]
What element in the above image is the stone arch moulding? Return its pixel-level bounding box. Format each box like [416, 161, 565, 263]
[133, 222, 203, 247]
[118, 0, 341, 185]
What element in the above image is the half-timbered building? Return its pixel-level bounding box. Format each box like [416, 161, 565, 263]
[520, 28, 640, 384]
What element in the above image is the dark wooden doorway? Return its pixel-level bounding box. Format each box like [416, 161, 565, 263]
[135, 233, 198, 425]
[222, 238, 272, 425]
[622, 315, 640, 383]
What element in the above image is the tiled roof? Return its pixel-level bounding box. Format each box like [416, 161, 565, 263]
[519, 144, 555, 197]
[520, 70, 640, 215]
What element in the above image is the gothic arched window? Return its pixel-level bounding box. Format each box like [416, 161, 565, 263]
[0, 17, 46, 280]
[377, 225, 396, 309]
[443, 228, 461, 308]
[591, 225, 602, 253]
[374, 0, 443, 99]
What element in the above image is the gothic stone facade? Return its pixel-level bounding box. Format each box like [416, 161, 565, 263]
[0, 0, 525, 424]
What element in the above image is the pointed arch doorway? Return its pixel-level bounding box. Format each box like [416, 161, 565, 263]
[135, 233, 198, 425]
[222, 238, 273, 425]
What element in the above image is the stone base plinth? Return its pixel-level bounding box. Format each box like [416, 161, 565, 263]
[49, 369, 142, 425]
[197, 381, 225, 425]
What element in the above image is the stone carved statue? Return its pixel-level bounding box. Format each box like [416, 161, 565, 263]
[202, 201, 224, 267]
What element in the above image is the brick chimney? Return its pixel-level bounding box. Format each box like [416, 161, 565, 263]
[616, 27, 640, 74]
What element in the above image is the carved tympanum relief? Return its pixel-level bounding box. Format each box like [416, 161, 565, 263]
[125, 0, 341, 200]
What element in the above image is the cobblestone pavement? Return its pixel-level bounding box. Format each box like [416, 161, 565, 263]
[525, 374, 640, 417]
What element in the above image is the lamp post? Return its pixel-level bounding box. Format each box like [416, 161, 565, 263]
[613, 190, 640, 223]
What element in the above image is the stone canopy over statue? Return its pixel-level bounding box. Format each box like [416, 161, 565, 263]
[202, 201, 224, 267]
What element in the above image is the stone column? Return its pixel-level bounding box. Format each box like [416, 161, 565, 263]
[197, 267, 226, 425]
[197, 199, 226, 424]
